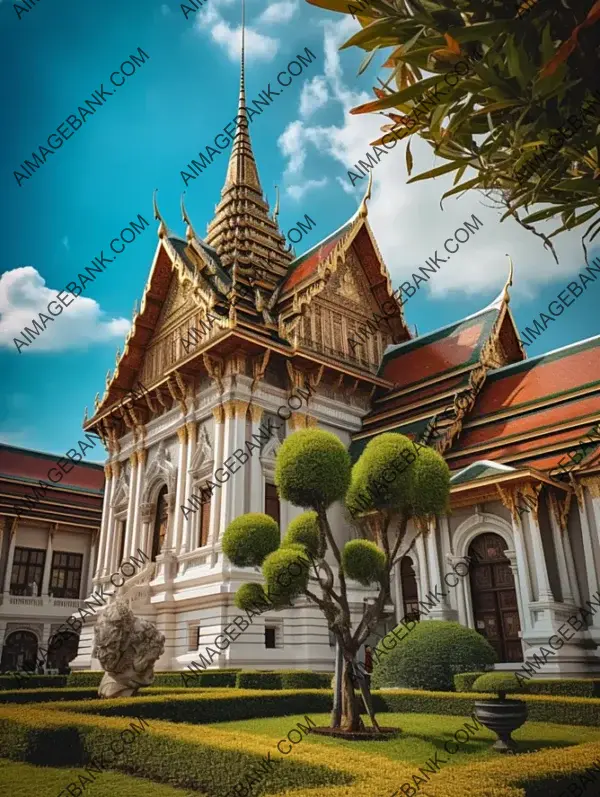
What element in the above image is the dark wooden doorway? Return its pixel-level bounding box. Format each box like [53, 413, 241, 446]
[152, 485, 169, 561]
[468, 533, 522, 662]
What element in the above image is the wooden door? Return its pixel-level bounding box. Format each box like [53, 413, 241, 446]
[468, 533, 523, 662]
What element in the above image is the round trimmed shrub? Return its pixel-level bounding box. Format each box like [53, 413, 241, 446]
[222, 513, 279, 568]
[472, 672, 527, 697]
[347, 433, 416, 515]
[372, 620, 497, 692]
[275, 429, 351, 508]
[409, 446, 450, 517]
[262, 545, 310, 605]
[341, 539, 385, 586]
[282, 511, 322, 557]
[234, 582, 269, 611]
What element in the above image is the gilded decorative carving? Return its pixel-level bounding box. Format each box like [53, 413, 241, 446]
[223, 400, 236, 420]
[581, 476, 600, 499]
[250, 404, 264, 423]
[547, 490, 572, 533]
[129, 453, 138, 468]
[251, 350, 271, 392]
[203, 353, 225, 394]
[186, 420, 197, 442]
[167, 375, 187, 414]
[212, 405, 225, 424]
[176, 426, 188, 444]
[136, 449, 148, 466]
[104, 464, 112, 479]
[496, 484, 521, 523]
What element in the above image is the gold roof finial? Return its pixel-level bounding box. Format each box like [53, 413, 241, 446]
[115, 347, 121, 368]
[83, 406, 89, 424]
[153, 189, 168, 239]
[133, 299, 138, 317]
[503, 254, 514, 304]
[94, 393, 101, 411]
[273, 184, 280, 225]
[105, 370, 112, 390]
[358, 170, 373, 219]
[181, 192, 196, 242]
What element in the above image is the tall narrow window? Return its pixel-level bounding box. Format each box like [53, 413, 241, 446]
[116, 519, 126, 567]
[50, 552, 83, 599]
[10, 548, 46, 596]
[199, 496, 211, 547]
[265, 482, 280, 525]
[152, 485, 169, 561]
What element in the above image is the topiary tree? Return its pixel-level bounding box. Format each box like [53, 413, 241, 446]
[221, 428, 451, 733]
[372, 620, 498, 692]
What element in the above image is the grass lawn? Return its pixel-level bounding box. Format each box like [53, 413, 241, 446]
[0, 759, 199, 797]
[213, 711, 600, 766]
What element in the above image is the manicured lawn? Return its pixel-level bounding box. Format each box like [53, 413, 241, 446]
[213, 711, 600, 765]
[0, 759, 199, 797]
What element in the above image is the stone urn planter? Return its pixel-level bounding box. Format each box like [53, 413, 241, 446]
[471, 673, 528, 753]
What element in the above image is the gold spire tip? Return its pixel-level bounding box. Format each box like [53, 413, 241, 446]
[503, 254, 514, 304]
[358, 170, 373, 219]
[153, 189, 167, 239]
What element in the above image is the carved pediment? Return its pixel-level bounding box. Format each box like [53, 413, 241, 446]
[189, 425, 214, 475]
[142, 441, 177, 501]
[111, 470, 130, 508]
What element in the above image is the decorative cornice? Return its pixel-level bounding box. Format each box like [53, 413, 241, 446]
[212, 405, 225, 424]
[176, 426, 188, 444]
[250, 404, 264, 423]
[547, 489, 572, 533]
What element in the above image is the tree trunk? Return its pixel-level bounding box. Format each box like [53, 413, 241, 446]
[339, 658, 365, 732]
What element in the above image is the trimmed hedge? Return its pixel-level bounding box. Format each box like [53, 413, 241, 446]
[280, 671, 332, 689]
[0, 675, 67, 691]
[67, 669, 242, 688]
[453, 672, 484, 692]
[236, 672, 283, 689]
[0, 685, 199, 705]
[0, 705, 351, 797]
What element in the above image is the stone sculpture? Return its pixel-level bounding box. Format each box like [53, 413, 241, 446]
[93, 599, 165, 698]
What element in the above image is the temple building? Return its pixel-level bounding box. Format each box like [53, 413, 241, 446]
[0, 444, 104, 672]
[72, 26, 600, 678]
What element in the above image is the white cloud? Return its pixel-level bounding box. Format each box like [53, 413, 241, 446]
[287, 178, 329, 201]
[0, 267, 130, 354]
[257, 1, 298, 25]
[277, 17, 590, 302]
[61, 236, 70, 251]
[210, 20, 279, 62]
[299, 75, 329, 118]
[160, 3, 171, 15]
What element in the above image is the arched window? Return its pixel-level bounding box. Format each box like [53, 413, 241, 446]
[0, 630, 38, 673]
[152, 485, 169, 561]
[400, 556, 420, 623]
[468, 532, 522, 662]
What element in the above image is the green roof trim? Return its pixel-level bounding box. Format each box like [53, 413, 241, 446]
[450, 460, 516, 485]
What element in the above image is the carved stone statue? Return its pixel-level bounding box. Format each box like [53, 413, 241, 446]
[93, 600, 165, 698]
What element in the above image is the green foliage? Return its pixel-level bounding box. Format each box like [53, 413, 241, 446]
[409, 446, 451, 517]
[341, 539, 386, 586]
[307, 0, 600, 250]
[66, 671, 103, 687]
[262, 545, 310, 605]
[279, 671, 333, 689]
[234, 582, 270, 611]
[275, 429, 351, 508]
[453, 671, 485, 692]
[282, 511, 322, 557]
[472, 672, 528, 695]
[372, 620, 497, 691]
[0, 687, 100, 704]
[222, 513, 280, 568]
[525, 679, 600, 698]
[347, 433, 416, 514]
[235, 672, 283, 689]
[0, 675, 67, 691]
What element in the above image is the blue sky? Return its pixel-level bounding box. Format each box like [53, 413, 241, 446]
[1, 0, 598, 460]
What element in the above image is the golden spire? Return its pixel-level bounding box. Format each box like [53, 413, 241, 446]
[503, 254, 514, 304]
[205, 0, 291, 282]
[273, 184, 280, 225]
[181, 192, 196, 242]
[83, 406, 89, 424]
[153, 189, 167, 239]
[358, 170, 373, 219]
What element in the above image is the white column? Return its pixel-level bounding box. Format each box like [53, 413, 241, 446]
[139, 505, 154, 559]
[415, 533, 430, 605]
[95, 464, 113, 579]
[219, 400, 238, 533]
[393, 559, 403, 624]
[180, 421, 197, 555]
[99, 462, 118, 577]
[127, 449, 146, 560]
[249, 405, 264, 513]
[447, 554, 470, 627]
[522, 499, 555, 602]
[575, 486, 600, 600]
[505, 548, 526, 653]
[85, 530, 98, 596]
[41, 524, 55, 597]
[3, 520, 18, 594]
[510, 516, 534, 634]
[547, 492, 575, 604]
[209, 406, 225, 546]
[172, 426, 188, 554]
[231, 401, 248, 521]
[122, 455, 139, 563]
